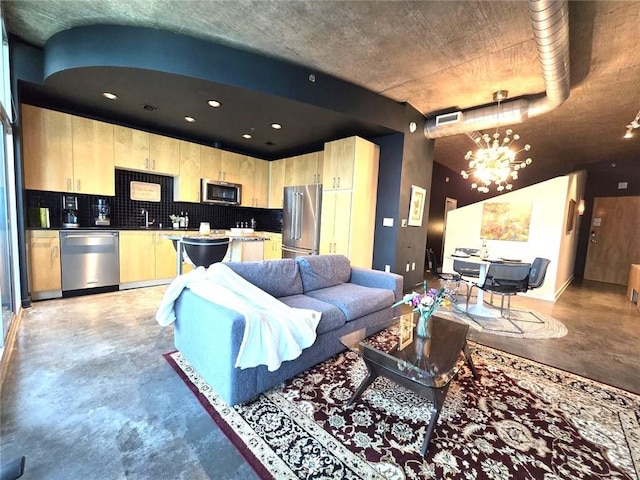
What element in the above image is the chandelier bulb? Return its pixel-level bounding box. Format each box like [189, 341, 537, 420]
[526, 158, 532, 165]
[524, 144, 531, 151]
[513, 134, 520, 140]
[505, 129, 513, 136]
[506, 184, 513, 190]
[497, 185, 504, 192]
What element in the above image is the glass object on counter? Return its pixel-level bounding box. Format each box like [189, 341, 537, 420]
[199, 222, 211, 235]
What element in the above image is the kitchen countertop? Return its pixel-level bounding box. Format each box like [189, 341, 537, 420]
[27, 226, 280, 237]
[162, 231, 270, 242]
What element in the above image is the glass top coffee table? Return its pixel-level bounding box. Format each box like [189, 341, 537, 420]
[340, 312, 478, 456]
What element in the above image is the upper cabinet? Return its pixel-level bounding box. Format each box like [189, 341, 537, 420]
[114, 126, 179, 175]
[268, 159, 286, 208]
[285, 151, 322, 186]
[149, 133, 180, 175]
[200, 144, 222, 180]
[22, 105, 73, 192]
[220, 151, 243, 184]
[323, 138, 355, 191]
[71, 116, 115, 196]
[174, 140, 201, 202]
[22, 105, 114, 196]
[241, 155, 269, 207]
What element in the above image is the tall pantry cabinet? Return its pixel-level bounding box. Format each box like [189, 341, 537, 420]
[319, 136, 379, 269]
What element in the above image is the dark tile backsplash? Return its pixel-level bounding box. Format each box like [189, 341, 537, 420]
[25, 169, 283, 232]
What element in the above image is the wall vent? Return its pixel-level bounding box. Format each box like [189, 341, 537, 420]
[435, 111, 462, 126]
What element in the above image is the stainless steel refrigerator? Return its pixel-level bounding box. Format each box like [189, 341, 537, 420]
[282, 184, 322, 258]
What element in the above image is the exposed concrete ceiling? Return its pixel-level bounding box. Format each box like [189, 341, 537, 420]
[3, 0, 640, 186]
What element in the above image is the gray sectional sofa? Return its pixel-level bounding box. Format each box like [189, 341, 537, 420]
[173, 254, 403, 405]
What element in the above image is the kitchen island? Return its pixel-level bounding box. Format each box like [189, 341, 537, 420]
[162, 230, 270, 271]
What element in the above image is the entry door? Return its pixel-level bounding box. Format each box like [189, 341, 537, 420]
[584, 196, 640, 284]
[441, 197, 457, 260]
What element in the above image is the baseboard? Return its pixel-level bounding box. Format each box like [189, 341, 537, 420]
[0, 308, 23, 388]
[555, 275, 574, 300]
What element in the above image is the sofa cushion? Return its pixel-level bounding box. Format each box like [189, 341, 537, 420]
[305, 283, 395, 321]
[225, 259, 303, 298]
[278, 294, 347, 335]
[296, 255, 351, 293]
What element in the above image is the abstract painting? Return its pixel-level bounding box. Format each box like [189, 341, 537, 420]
[480, 202, 532, 241]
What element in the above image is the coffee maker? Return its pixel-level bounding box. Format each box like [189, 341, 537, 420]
[92, 198, 111, 226]
[61, 195, 79, 228]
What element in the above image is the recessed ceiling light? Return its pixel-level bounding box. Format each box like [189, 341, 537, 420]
[184, 116, 196, 123]
[242, 133, 252, 139]
[271, 123, 282, 129]
[207, 100, 221, 108]
[102, 92, 118, 100]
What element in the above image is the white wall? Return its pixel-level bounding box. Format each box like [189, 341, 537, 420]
[443, 171, 587, 301]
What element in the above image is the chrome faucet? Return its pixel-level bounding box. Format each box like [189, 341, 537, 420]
[141, 209, 155, 228]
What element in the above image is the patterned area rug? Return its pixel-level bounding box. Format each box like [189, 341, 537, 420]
[436, 303, 568, 339]
[165, 344, 639, 480]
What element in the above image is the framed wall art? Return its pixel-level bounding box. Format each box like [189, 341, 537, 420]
[566, 199, 576, 234]
[408, 185, 426, 226]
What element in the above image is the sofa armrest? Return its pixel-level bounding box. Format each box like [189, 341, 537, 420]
[173, 289, 259, 405]
[350, 267, 404, 302]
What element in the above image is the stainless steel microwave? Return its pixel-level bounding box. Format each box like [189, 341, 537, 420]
[200, 179, 241, 205]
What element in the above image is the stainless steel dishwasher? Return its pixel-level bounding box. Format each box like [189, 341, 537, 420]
[60, 230, 119, 294]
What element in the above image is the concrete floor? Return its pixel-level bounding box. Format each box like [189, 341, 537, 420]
[1, 277, 639, 479]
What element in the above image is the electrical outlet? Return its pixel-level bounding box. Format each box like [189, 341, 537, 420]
[405, 263, 410, 272]
[401, 219, 408, 227]
[384, 265, 390, 273]
[412, 262, 415, 270]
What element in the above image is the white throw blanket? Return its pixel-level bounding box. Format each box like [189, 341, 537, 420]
[155, 263, 321, 372]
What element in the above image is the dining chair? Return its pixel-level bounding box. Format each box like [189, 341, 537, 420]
[471, 262, 532, 319]
[426, 248, 467, 302]
[527, 257, 551, 290]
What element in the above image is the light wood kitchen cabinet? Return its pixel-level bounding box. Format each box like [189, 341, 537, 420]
[269, 159, 286, 208]
[263, 232, 283, 260]
[323, 137, 356, 191]
[174, 140, 201, 202]
[27, 230, 62, 297]
[71, 116, 115, 196]
[119, 231, 178, 283]
[241, 156, 269, 207]
[22, 105, 73, 192]
[114, 125, 180, 175]
[285, 151, 322, 186]
[253, 159, 269, 207]
[149, 133, 180, 175]
[320, 191, 352, 257]
[119, 231, 155, 283]
[221, 151, 243, 184]
[201, 147, 243, 184]
[22, 105, 115, 195]
[155, 232, 179, 278]
[319, 136, 379, 268]
[200, 144, 222, 180]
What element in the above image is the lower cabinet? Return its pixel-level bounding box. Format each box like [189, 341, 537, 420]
[263, 233, 283, 260]
[27, 230, 61, 299]
[119, 231, 178, 283]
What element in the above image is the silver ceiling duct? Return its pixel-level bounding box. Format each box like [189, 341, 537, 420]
[424, 0, 570, 139]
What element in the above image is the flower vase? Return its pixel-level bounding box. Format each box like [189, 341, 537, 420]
[416, 312, 432, 339]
